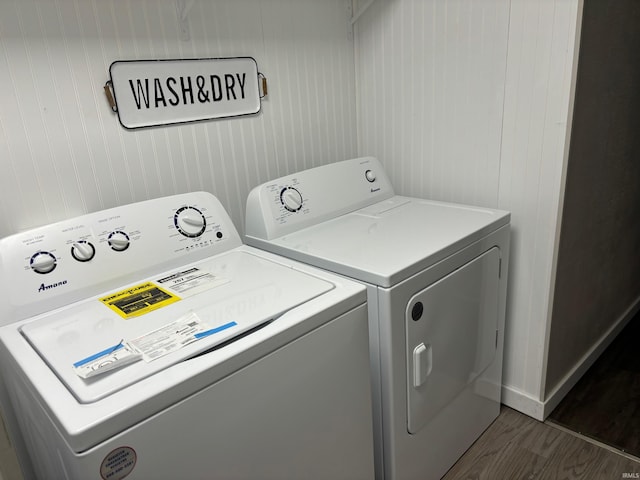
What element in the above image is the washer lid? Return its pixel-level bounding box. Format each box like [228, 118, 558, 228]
[265, 196, 510, 287]
[20, 250, 333, 403]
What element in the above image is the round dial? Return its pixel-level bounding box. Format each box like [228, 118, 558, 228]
[174, 206, 206, 238]
[108, 231, 130, 252]
[365, 169, 376, 182]
[30, 251, 57, 274]
[71, 241, 95, 262]
[280, 187, 303, 212]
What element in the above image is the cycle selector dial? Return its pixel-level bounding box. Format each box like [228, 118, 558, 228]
[108, 231, 130, 252]
[174, 206, 207, 238]
[365, 169, 376, 182]
[30, 251, 57, 274]
[71, 241, 95, 262]
[280, 187, 303, 212]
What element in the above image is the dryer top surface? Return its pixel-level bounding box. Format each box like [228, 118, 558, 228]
[262, 196, 509, 287]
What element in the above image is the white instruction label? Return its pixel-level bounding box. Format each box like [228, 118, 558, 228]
[128, 312, 211, 362]
[156, 268, 229, 298]
[73, 342, 142, 379]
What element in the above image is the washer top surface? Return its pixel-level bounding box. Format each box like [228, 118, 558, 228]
[266, 196, 508, 287]
[19, 249, 333, 404]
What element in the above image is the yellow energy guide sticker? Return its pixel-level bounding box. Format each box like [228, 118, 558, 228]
[100, 282, 180, 319]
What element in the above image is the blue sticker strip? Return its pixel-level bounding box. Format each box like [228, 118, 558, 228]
[194, 321, 237, 339]
[73, 341, 125, 368]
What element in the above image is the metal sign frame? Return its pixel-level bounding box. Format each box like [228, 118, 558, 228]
[107, 57, 262, 130]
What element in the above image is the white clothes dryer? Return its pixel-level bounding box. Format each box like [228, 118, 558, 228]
[245, 157, 511, 480]
[0, 192, 374, 480]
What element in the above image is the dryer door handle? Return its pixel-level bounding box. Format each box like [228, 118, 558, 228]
[412, 342, 432, 388]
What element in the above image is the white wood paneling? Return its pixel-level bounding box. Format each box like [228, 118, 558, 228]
[355, 0, 581, 418]
[498, 0, 581, 414]
[0, 0, 356, 238]
[355, 0, 510, 208]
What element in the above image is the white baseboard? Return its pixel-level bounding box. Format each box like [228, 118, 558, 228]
[501, 384, 545, 421]
[501, 294, 640, 422]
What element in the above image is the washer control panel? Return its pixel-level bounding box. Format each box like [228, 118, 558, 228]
[245, 156, 395, 240]
[174, 206, 207, 237]
[0, 192, 242, 321]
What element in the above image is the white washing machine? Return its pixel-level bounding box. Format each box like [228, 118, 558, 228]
[245, 157, 511, 480]
[0, 192, 375, 480]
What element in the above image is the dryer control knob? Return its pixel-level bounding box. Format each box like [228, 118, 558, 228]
[280, 187, 303, 212]
[71, 241, 95, 262]
[365, 169, 376, 182]
[174, 206, 207, 238]
[30, 251, 57, 274]
[108, 231, 130, 251]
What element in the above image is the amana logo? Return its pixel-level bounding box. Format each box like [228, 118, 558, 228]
[38, 280, 68, 293]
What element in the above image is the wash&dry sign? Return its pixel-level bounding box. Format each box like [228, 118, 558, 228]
[107, 57, 262, 129]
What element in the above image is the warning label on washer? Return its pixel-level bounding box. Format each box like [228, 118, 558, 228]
[156, 267, 229, 297]
[100, 446, 137, 480]
[100, 282, 180, 319]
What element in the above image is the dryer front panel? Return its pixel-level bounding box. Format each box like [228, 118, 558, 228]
[405, 247, 500, 434]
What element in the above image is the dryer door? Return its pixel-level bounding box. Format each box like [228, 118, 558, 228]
[405, 247, 500, 434]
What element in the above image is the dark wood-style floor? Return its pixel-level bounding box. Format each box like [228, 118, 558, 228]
[548, 311, 640, 459]
[443, 406, 640, 479]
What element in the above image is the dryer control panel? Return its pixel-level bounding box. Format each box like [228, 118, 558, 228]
[0, 192, 242, 322]
[245, 156, 395, 240]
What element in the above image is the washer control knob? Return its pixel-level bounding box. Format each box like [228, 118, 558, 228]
[174, 206, 207, 238]
[71, 241, 96, 262]
[30, 251, 57, 274]
[108, 231, 130, 252]
[365, 169, 376, 183]
[280, 187, 303, 212]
